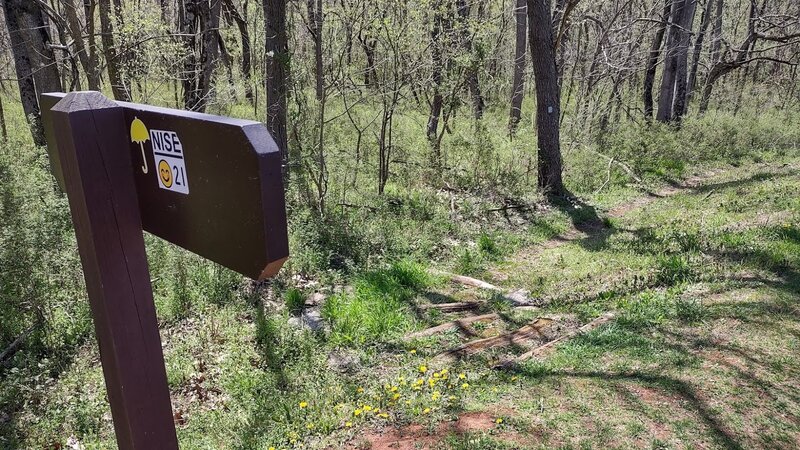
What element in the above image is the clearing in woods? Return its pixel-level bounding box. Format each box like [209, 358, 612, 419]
[4, 158, 800, 450]
[350, 159, 800, 449]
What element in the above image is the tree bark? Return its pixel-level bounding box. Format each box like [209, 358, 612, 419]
[180, 0, 221, 112]
[223, 0, 253, 102]
[527, 0, 564, 195]
[263, 0, 289, 163]
[656, 0, 695, 123]
[99, 0, 131, 101]
[672, 0, 698, 120]
[2, 0, 60, 145]
[457, 0, 484, 119]
[427, 0, 446, 141]
[508, 0, 527, 134]
[687, 0, 714, 103]
[307, 0, 324, 101]
[643, 0, 671, 122]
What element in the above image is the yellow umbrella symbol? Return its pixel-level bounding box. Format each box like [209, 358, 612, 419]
[130, 117, 149, 174]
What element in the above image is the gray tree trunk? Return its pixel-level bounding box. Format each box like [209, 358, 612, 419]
[672, 0, 698, 121]
[643, 0, 672, 122]
[527, 0, 564, 194]
[99, 0, 131, 101]
[263, 0, 289, 163]
[508, 0, 527, 134]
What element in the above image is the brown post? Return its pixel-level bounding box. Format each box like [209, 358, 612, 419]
[51, 92, 178, 450]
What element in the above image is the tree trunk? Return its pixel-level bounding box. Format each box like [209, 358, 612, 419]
[457, 0, 484, 119]
[672, 0, 698, 121]
[508, 0, 527, 135]
[99, 0, 131, 100]
[0, 95, 7, 142]
[223, 0, 253, 103]
[2, 0, 59, 145]
[263, 0, 289, 163]
[527, 0, 564, 195]
[688, 0, 714, 102]
[427, 0, 445, 142]
[83, 1, 103, 91]
[656, 0, 692, 123]
[710, 0, 723, 66]
[64, 0, 97, 90]
[643, 0, 671, 122]
[181, 0, 221, 112]
[307, 0, 324, 101]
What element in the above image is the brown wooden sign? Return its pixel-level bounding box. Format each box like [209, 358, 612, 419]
[42, 91, 289, 450]
[41, 92, 288, 280]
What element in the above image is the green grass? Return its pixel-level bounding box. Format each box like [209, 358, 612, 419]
[2, 90, 800, 449]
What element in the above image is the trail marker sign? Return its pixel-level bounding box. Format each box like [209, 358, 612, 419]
[40, 91, 289, 450]
[41, 92, 288, 280]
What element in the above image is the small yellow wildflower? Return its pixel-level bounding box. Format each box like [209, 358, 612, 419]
[354, 409, 363, 416]
[449, 395, 456, 401]
[269, 447, 276, 450]
[345, 421, 353, 427]
[495, 418, 503, 424]
[409, 349, 417, 354]
[363, 405, 373, 412]
[461, 383, 470, 390]
[306, 423, 315, 430]
[431, 391, 441, 401]
[392, 393, 401, 401]
[298, 401, 308, 409]
[357, 387, 364, 393]
[378, 413, 389, 419]
[458, 373, 466, 380]
[428, 378, 436, 387]
[419, 365, 427, 373]
[423, 408, 431, 414]
[390, 386, 399, 392]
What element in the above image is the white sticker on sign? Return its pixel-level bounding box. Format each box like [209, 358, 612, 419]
[150, 129, 189, 195]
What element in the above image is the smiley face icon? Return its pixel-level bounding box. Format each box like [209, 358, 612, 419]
[158, 160, 173, 188]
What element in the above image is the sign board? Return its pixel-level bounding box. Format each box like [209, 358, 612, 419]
[41, 93, 288, 280]
[42, 91, 290, 450]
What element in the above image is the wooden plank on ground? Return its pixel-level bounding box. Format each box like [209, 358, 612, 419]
[432, 317, 555, 363]
[404, 313, 499, 340]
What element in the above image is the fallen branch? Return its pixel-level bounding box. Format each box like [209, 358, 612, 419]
[430, 270, 538, 307]
[0, 324, 38, 364]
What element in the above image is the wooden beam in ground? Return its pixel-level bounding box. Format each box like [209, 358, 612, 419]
[496, 312, 616, 368]
[404, 313, 499, 340]
[432, 317, 555, 364]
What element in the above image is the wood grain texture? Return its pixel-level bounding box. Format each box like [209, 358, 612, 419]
[51, 92, 178, 450]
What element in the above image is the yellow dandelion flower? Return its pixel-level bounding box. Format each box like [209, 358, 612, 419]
[357, 387, 364, 393]
[495, 418, 503, 424]
[298, 401, 308, 409]
[345, 421, 353, 427]
[449, 395, 456, 401]
[354, 409, 363, 416]
[392, 393, 401, 400]
[405, 400, 411, 405]
[269, 447, 276, 450]
[306, 423, 315, 430]
[390, 386, 399, 392]
[458, 373, 466, 380]
[409, 349, 417, 354]
[419, 365, 427, 373]
[423, 408, 431, 414]
[461, 383, 470, 390]
[378, 413, 389, 419]
[363, 405, 373, 412]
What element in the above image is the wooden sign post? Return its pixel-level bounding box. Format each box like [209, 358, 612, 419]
[43, 91, 289, 450]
